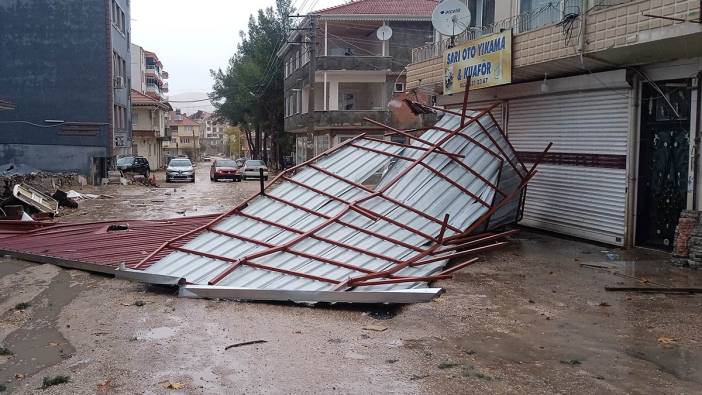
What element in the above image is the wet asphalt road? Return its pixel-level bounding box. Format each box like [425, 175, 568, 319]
[1, 164, 702, 393]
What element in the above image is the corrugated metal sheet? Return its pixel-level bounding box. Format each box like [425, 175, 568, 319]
[121, 109, 533, 302]
[508, 89, 631, 245]
[0, 215, 218, 273]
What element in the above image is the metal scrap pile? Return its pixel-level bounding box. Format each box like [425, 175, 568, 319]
[0, 97, 550, 304]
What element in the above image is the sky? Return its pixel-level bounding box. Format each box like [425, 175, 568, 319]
[131, 0, 344, 112]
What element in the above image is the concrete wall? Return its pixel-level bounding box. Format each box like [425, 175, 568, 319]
[0, 144, 106, 175]
[0, 0, 110, 149]
[388, 21, 433, 71]
[112, 0, 132, 156]
[0, 0, 132, 178]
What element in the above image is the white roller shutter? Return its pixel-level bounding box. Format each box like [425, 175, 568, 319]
[508, 89, 631, 245]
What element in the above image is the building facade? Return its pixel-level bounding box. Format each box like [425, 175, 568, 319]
[0, 0, 131, 181]
[278, 0, 438, 164]
[405, 0, 702, 249]
[130, 44, 171, 169]
[165, 111, 201, 160]
[190, 111, 230, 157]
[130, 44, 169, 101]
[131, 90, 172, 170]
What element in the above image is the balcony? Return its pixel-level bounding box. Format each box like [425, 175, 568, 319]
[407, 0, 702, 89]
[284, 109, 437, 134]
[284, 110, 394, 133]
[316, 56, 393, 72]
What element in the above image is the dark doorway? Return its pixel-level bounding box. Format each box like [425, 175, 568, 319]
[636, 79, 692, 250]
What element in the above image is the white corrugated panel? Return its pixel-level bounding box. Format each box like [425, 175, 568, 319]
[133, 111, 528, 301]
[508, 89, 631, 245]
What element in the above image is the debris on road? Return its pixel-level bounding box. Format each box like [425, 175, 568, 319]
[224, 340, 268, 350]
[604, 286, 702, 294]
[12, 183, 59, 215]
[41, 375, 70, 389]
[52, 189, 79, 209]
[362, 325, 388, 332]
[162, 381, 185, 390]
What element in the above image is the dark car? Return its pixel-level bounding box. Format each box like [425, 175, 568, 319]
[116, 156, 150, 177]
[210, 159, 241, 182]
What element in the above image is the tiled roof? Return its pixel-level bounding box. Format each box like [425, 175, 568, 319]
[313, 0, 437, 17]
[168, 112, 199, 127]
[131, 89, 171, 110]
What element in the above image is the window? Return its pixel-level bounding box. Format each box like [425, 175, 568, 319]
[314, 134, 330, 155]
[132, 111, 138, 126]
[394, 83, 405, 93]
[518, 0, 571, 32]
[181, 138, 190, 144]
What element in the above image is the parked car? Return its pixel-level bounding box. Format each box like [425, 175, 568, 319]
[210, 159, 241, 182]
[234, 157, 246, 168]
[241, 159, 269, 181]
[166, 158, 195, 183]
[116, 156, 150, 177]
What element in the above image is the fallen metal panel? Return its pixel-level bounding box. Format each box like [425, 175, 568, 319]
[179, 285, 444, 304]
[130, 91, 544, 303]
[115, 267, 185, 286]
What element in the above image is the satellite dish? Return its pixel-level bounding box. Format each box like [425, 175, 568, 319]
[431, 0, 472, 37]
[376, 24, 393, 41]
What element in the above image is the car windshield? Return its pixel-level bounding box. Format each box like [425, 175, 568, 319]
[117, 156, 133, 166]
[216, 160, 237, 167]
[169, 159, 192, 167]
[246, 160, 265, 166]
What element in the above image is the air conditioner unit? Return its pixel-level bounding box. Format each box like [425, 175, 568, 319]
[113, 76, 124, 89]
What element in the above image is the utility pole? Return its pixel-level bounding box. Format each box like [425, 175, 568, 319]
[307, 16, 317, 160]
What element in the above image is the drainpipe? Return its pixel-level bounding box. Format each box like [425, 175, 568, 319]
[624, 72, 640, 248]
[579, 0, 587, 54]
[693, 73, 701, 209]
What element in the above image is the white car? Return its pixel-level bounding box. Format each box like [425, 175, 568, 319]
[241, 160, 269, 181]
[166, 158, 195, 183]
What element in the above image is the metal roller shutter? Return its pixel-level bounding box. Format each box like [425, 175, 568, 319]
[507, 89, 631, 245]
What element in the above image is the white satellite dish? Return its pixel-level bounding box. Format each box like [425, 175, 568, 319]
[431, 0, 472, 37]
[376, 24, 393, 41]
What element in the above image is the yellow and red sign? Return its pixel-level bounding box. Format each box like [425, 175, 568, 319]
[443, 30, 512, 94]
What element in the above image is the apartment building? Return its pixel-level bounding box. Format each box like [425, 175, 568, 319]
[406, 0, 702, 249]
[131, 90, 172, 170]
[131, 44, 170, 100]
[189, 111, 230, 157]
[165, 111, 201, 160]
[278, 0, 438, 164]
[0, 0, 132, 180]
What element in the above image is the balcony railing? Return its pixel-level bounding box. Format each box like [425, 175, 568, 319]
[284, 110, 393, 132]
[316, 56, 393, 71]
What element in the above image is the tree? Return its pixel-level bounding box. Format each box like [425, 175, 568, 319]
[210, 0, 293, 168]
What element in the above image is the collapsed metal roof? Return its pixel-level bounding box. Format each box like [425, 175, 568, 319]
[116, 98, 549, 303]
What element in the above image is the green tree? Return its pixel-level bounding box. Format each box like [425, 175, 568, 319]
[210, 0, 293, 168]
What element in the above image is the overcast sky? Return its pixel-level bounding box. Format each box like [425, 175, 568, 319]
[131, 0, 343, 110]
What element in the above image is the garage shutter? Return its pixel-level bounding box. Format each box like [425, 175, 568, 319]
[507, 89, 631, 245]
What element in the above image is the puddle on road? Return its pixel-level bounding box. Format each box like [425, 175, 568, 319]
[625, 344, 702, 384]
[0, 259, 32, 278]
[0, 270, 85, 392]
[135, 326, 177, 340]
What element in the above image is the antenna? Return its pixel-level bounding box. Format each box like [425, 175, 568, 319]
[431, 0, 471, 47]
